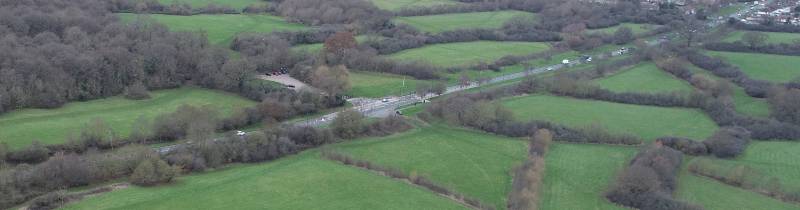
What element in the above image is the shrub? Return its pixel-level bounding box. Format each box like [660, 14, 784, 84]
[28, 191, 69, 210]
[130, 158, 177, 186]
[332, 109, 364, 139]
[703, 127, 750, 158]
[6, 141, 50, 164]
[123, 82, 151, 100]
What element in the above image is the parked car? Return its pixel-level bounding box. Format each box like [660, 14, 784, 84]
[236, 130, 246, 136]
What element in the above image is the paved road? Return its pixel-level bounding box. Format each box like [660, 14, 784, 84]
[158, 5, 755, 154]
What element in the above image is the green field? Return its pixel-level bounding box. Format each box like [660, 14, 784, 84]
[152, 0, 266, 9]
[676, 161, 800, 210]
[501, 95, 719, 141]
[595, 62, 694, 93]
[0, 87, 256, 149]
[692, 141, 800, 190]
[119, 13, 307, 45]
[394, 11, 537, 33]
[347, 71, 423, 98]
[389, 41, 550, 67]
[539, 143, 635, 210]
[723, 30, 800, 44]
[587, 23, 659, 35]
[370, 0, 463, 11]
[333, 123, 528, 210]
[61, 151, 468, 210]
[707, 51, 800, 83]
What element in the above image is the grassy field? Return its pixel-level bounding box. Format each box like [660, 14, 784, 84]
[595, 62, 695, 93]
[707, 51, 800, 83]
[723, 30, 800, 44]
[61, 151, 468, 210]
[151, 0, 266, 9]
[0, 87, 256, 149]
[587, 23, 658, 35]
[676, 161, 800, 210]
[333, 123, 528, 210]
[370, 0, 463, 11]
[389, 41, 550, 67]
[692, 141, 800, 190]
[119, 13, 307, 45]
[501, 95, 719, 141]
[394, 11, 537, 33]
[347, 71, 423, 98]
[539, 143, 635, 210]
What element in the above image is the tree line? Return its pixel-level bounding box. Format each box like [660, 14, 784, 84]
[507, 129, 551, 210]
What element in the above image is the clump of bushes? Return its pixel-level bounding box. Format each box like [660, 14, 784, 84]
[130, 158, 178, 186]
[703, 127, 750, 158]
[605, 143, 703, 210]
[123, 82, 151, 100]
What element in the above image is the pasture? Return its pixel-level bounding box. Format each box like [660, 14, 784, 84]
[61, 151, 468, 210]
[394, 10, 537, 33]
[676, 161, 800, 210]
[539, 143, 635, 210]
[333, 123, 528, 210]
[370, 0, 463, 11]
[595, 62, 695, 93]
[587, 23, 659, 35]
[692, 141, 800, 190]
[707, 51, 800, 83]
[389, 41, 550, 67]
[723, 30, 800, 44]
[0, 87, 255, 149]
[501, 95, 719, 141]
[118, 13, 308, 45]
[347, 71, 422, 98]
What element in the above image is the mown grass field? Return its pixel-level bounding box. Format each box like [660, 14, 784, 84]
[61, 151, 468, 210]
[347, 71, 422, 98]
[389, 41, 550, 67]
[676, 161, 800, 210]
[595, 62, 694, 93]
[707, 51, 800, 83]
[333, 123, 528, 210]
[0, 87, 255, 149]
[587, 23, 658, 35]
[539, 143, 635, 210]
[691, 141, 800, 190]
[501, 95, 719, 141]
[394, 10, 537, 33]
[118, 13, 307, 45]
[152, 0, 266, 9]
[723, 30, 800, 44]
[370, 0, 463, 11]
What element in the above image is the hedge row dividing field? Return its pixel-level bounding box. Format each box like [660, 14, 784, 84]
[333, 123, 528, 210]
[389, 41, 550, 67]
[594, 62, 695, 94]
[687, 64, 771, 117]
[692, 141, 800, 191]
[723, 30, 800, 44]
[60, 151, 468, 210]
[501, 94, 719, 141]
[539, 143, 635, 210]
[0, 87, 256, 149]
[394, 10, 537, 33]
[706, 51, 800, 83]
[118, 13, 308, 45]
